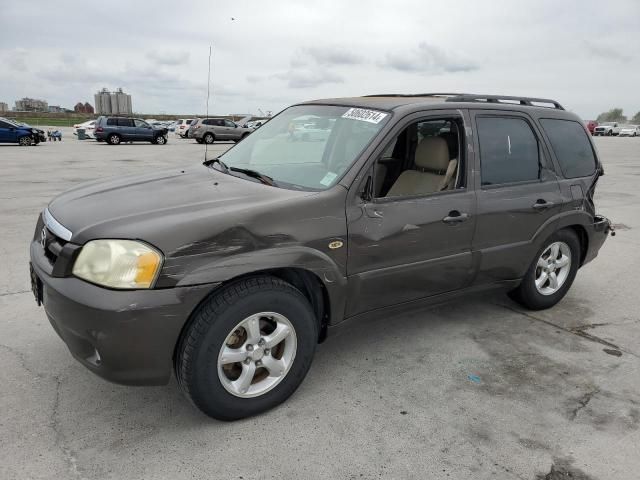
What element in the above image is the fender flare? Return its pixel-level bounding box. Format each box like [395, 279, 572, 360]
[174, 246, 347, 324]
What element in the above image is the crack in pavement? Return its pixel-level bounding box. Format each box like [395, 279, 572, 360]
[568, 388, 600, 420]
[51, 374, 84, 480]
[0, 343, 41, 377]
[494, 302, 640, 359]
[1, 344, 84, 477]
[0, 289, 30, 297]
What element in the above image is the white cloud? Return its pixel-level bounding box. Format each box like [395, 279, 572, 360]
[0, 0, 639, 117]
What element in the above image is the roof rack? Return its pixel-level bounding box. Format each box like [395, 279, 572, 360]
[445, 94, 564, 110]
[363, 93, 467, 98]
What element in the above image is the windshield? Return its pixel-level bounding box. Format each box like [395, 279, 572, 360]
[217, 104, 390, 191]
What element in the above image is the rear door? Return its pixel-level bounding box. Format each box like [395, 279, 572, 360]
[470, 110, 563, 284]
[0, 120, 17, 142]
[117, 118, 136, 140]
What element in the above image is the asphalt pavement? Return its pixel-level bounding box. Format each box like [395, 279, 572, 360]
[1, 130, 639, 479]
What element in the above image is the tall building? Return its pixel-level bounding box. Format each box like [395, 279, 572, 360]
[15, 97, 48, 112]
[0, 102, 8, 113]
[94, 88, 132, 115]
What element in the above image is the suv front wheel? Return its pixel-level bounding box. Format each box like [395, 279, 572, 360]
[509, 229, 580, 310]
[154, 135, 167, 145]
[176, 276, 317, 420]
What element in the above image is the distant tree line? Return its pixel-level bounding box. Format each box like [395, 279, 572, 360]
[596, 108, 640, 124]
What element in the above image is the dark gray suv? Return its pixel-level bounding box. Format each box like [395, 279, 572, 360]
[30, 94, 611, 420]
[95, 116, 169, 145]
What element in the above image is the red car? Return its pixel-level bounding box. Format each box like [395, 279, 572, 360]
[585, 120, 598, 135]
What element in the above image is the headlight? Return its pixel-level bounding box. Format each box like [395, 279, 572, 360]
[72, 240, 163, 289]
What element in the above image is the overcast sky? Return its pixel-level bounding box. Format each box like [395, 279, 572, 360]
[1, 0, 638, 119]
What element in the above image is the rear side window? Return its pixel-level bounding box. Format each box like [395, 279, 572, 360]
[540, 119, 596, 178]
[477, 116, 540, 186]
[106, 118, 117, 126]
[117, 118, 134, 127]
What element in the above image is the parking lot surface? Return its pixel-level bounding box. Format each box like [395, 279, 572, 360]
[1, 131, 639, 479]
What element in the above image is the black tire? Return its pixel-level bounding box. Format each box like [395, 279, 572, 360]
[203, 133, 215, 144]
[176, 276, 317, 420]
[18, 136, 33, 146]
[154, 135, 167, 145]
[606, 130, 612, 136]
[107, 133, 121, 145]
[509, 229, 580, 310]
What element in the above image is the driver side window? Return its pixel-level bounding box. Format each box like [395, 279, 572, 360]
[373, 118, 464, 198]
[134, 119, 148, 128]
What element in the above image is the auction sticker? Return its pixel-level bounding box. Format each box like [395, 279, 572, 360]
[342, 108, 388, 124]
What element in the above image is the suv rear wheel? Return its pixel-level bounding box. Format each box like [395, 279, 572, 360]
[509, 229, 580, 310]
[107, 133, 121, 145]
[203, 133, 215, 144]
[176, 276, 317, 420]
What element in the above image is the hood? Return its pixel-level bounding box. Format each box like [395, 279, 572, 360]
[48, 165, 311, 249]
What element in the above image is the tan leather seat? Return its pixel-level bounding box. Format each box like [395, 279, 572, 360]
[386, 136, 452, 197]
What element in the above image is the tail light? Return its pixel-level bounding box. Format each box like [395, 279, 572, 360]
[95, 126, 104, 133]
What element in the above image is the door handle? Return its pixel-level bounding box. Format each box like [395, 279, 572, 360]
[442, 211, 469, 224]
[532, 200, 555, 210]
[363, 204, 384, 218]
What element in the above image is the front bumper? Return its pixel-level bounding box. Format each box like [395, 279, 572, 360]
[30, 239, 216, 385]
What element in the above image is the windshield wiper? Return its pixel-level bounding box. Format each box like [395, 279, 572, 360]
[202, 157, 230, 173]
[229, 167, 276, 186]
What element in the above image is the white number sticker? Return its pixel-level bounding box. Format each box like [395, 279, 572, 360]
[341, 108, 388, 124]
[320, 171, 338, 186]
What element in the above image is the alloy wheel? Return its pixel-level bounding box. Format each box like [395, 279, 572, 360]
[535, 241, 571, 295]
[217, 312, 297, 398]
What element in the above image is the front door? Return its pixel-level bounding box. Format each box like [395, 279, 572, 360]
[346, 111, 476, 317]
[469, 110, 563, 284]
[134, 119, 154, 141]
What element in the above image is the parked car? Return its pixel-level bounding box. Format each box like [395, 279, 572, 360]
[175, 118, 194, 138]
[94, 116, 169, 145]
[189, 117, 253, 144]
[246, 119, 269, 129]
[30, 93, 612, 420]
[593, 122, 621, 136]
[73, 120, 96, 139]
[0, 117, 41, 146]
[584, 120, 597, 135]
[618, 125, 640, 137]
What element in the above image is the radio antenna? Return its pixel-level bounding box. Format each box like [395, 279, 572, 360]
[204, 45, 212, 161]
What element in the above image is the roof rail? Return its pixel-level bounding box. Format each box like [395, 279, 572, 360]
[445, 94, 564, 110]
[363, 93, 467, 98]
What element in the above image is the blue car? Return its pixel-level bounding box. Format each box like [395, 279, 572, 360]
[0, 117, 40, 146]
